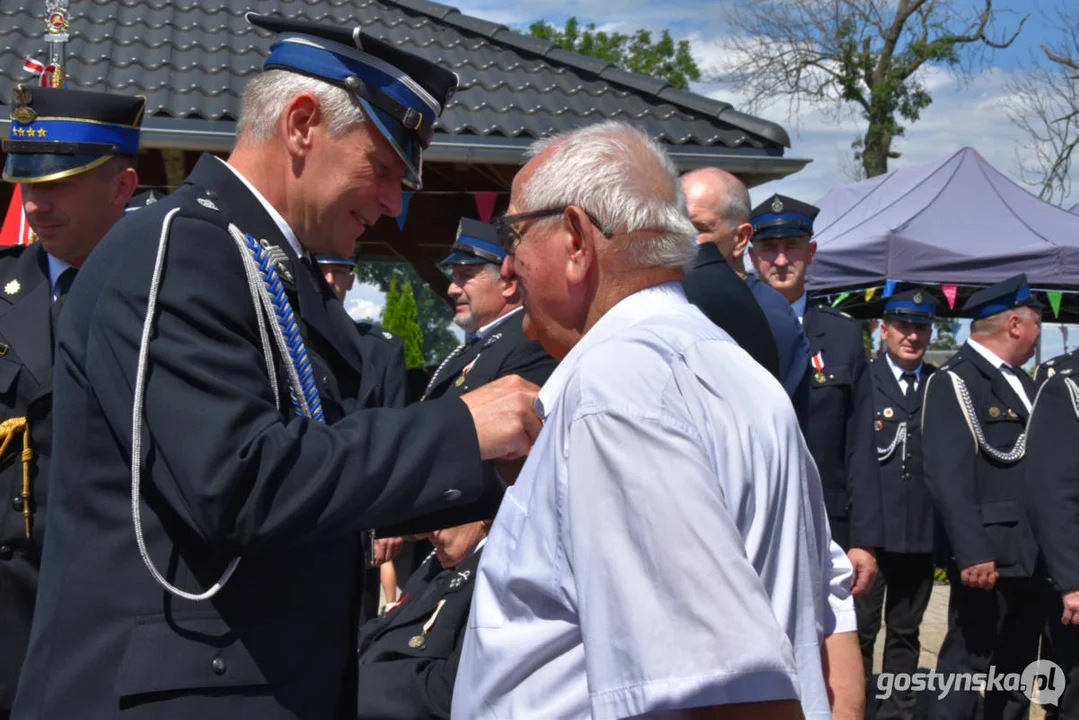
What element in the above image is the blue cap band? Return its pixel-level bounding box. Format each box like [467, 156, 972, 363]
[460, 236, 505, 261]
[7, 118, 140, 155]
[970, 285, 1035, 319]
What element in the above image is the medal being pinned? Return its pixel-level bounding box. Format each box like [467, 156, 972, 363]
[812, 350, 826, 384]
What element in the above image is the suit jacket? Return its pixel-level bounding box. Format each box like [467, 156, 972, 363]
[13, 155, 496, 720]
[745, 274, 812, 432]
[682, 243, 781, 381]
[921, 342, 1038, 577]
[870, 357, 937, 554]
[804, 305, 883, 551]
[0, 244, 56, 711]
[1023, 349, 1079, 590]
[354, 322, 407, 410]
[355, 548, 483, 719]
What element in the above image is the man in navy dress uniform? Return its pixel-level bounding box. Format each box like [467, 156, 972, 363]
[0, 84, 144, 718]
[858, 289, 939, 718]
[12, 15, 540, 720]
[922, 274, 1044, 719]
[1023, 347, 1079, 718]
[750, 194, 883, 585]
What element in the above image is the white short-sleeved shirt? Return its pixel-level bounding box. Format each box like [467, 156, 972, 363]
[453, 282, 844, 719]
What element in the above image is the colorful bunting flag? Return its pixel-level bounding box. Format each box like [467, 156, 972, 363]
[831, 291, 850, 307]
[0, 186, 31, 247]
[865, 287, 877, 302]
[395, 192, 413, 232]
[474, 192, 499, 224]
[942, 284, 958, 310]
[1048, 290, 1063, 319]
[883, 279, 897, 298]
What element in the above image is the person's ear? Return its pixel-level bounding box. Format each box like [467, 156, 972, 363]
[563, 207, 595, 286]
[282, 93, 320, 159]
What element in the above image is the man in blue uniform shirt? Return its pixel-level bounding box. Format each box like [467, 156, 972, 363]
[13, 15, 540, 720]
[858, 288, 939, 719]
[922, 274, 1043, 719]
[682, 169, 811, 431]
[0, 84, 144, 718]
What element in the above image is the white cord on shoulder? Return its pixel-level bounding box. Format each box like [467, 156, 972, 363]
[131, 211, 310, 601]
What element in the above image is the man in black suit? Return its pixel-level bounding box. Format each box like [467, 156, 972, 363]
[1023, 347, 1079, 718]
[13, 16, 540, 720]
[680, 169, 781, 379]
[922, 274, 1044, 719]
[858, 289, 939, 719]
[0, 85, 143, 718]
[356, 518, 489, 719]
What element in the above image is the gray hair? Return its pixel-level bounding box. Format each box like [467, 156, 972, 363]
[970, 305, 1039, 335]
[236, 70, 366, 141]
[518, 121, 697, 270]
[719, 174, 751, 228]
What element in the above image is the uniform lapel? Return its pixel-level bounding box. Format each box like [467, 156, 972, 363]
[804, 306, 827, 355]
[959, 343, 1029, 422]
[0, 244, 53, 388]
[184, 155, 365, 376]
[912, 363, 936, 413]
[872, 356, 908, 412]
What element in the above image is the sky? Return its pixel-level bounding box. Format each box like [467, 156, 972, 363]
[346, 0, 1079, 360]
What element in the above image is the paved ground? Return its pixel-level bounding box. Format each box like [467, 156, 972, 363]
[869, 582, 1047, 719]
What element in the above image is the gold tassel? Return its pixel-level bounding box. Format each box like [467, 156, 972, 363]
[0, 417, 32, 538]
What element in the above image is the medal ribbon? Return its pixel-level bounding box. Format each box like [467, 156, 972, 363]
[812, 351, 825, 373]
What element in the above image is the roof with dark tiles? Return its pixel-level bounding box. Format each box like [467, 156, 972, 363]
[1, 0, 791, 151]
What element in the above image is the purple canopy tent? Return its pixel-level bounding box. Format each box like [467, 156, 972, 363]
[807, 147, 1079, 292]
[1070, 202, 1079, 215]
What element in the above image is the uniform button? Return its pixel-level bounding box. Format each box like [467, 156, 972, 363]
[205, 189, 218, 200]
[442, 489, 461, 502]
[12, 496, 24, 512]
[211, 656, 227, 675]
[0, 545, 12, 561]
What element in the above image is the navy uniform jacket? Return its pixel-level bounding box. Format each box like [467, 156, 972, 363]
[0, 244, 57, 712]
[354, 322, 407, 409]
[13, 155, 497, 720]
[356, 548, 482, 719]
[870, 357, 937, 554]
[804, 305, 883, 550]
[1024, 349, 1079, 591]
[921, 342, 1038, 577]
[682, 243, 781, 381]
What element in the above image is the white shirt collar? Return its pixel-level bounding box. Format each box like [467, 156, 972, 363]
[884, 352, 923, 383]
[966, 337, 1011, 371]
[474, 305, 523, 341]
[791, 291, 808, 321]
[536, 281, 686, 419]
[216, 157, 304, 259]
[46, 253, 74, 298]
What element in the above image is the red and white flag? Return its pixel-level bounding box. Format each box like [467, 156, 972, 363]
[23, 57, 57, 87]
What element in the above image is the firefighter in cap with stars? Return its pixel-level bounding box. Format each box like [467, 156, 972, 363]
[858, 288, 939, 719]
[13, 14, 542, 720]
[0, 83, 143, 715]
[921, 273, 1044, 718]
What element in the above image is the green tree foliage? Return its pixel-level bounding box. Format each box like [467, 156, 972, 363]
[354, 261, 458, 366]
[528, 17, 701, 90]
[720, 0, 1025, 178]
[380, 275, 427, 369]
[930, 318, 960, 351]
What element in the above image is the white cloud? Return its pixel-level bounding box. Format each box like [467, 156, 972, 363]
[344, 297, 383, 322]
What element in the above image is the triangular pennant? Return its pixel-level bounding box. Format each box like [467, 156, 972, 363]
[0, 186, 30, 247]
[942, 284, 958, 310]
[950, 320, 962, 337]
[883, 279, 897, 298]
[1048, 290, 1063, 319]
[865, 287, 877, 302]
[831, 291, 851, 307]
[395, 192, 413, 232]
[474, 192, 499, 224]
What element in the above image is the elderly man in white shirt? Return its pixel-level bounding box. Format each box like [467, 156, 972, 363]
[451, 121, 855, 720]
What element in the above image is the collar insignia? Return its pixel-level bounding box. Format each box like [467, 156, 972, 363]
[258, 239, 293, 283]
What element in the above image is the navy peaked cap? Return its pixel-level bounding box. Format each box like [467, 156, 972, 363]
[750, 194, 819, 241]
[441, 218, 505, 266]
[962, 273, 1042, 320]
[883, 288, 938, 325]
